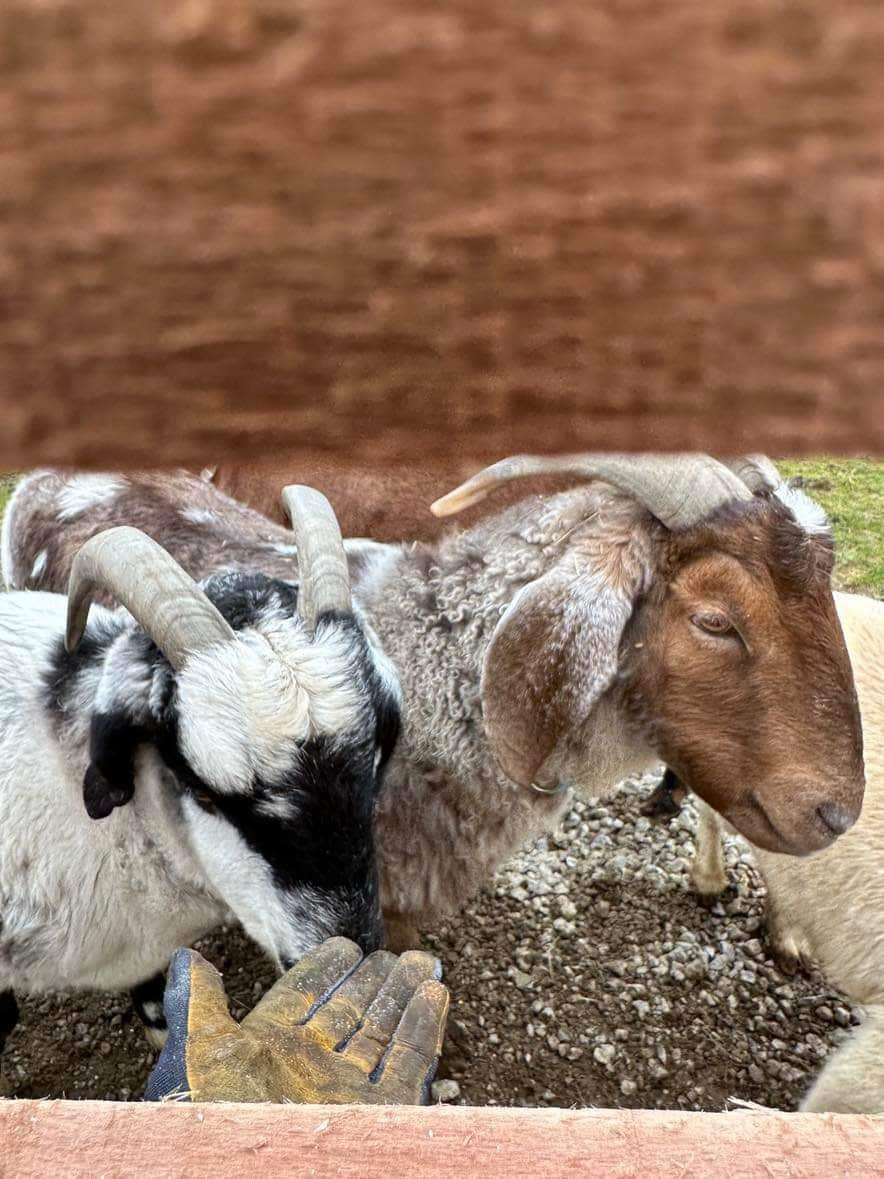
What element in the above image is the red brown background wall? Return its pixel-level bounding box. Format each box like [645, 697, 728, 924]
[1, 0, 882, 469]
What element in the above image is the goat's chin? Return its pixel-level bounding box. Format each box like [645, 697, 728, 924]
[717, 798, 838, 857]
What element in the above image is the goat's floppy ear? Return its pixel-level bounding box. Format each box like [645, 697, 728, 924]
[83, 711, 152, 820]
[480, 567, 634, 787]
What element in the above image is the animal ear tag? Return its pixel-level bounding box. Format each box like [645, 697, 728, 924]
[530, 779, 571, 797]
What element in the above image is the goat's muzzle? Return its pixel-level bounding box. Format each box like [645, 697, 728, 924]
[722, 773, 865, 856]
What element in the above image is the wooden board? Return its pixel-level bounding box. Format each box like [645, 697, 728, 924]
[2, 1100, 883, 1178]
[1, 0, 883, 469]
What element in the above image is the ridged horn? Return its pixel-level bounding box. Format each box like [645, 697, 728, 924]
[66, 526, 235, 670]
[430, 453, 753, 530]
[280, 485, 352, 630]
[724, 454, 783, 494]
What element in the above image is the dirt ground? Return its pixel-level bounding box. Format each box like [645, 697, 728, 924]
[1, 772, 856, 1110]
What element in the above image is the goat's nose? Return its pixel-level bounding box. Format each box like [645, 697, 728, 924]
[816, 802, 855, 837]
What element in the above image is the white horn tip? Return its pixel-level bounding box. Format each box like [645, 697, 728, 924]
[430, 485, 487, 517]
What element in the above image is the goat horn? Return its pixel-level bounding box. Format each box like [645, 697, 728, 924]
[724, 454, 783, 493]
[430, 453, 753, 531]
[65, 527, 235, 670]
[280, 485, 352, 630]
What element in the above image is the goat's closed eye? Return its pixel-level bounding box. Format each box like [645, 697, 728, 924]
[690, 611, 735, 637]
[192, 790, 217, 814]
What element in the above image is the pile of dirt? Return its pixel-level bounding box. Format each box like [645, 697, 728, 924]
[1, 771, 856, 1109]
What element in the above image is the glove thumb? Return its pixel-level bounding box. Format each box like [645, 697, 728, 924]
[144, 948, 240, 1101]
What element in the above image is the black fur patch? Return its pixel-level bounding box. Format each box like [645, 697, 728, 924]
[84, 711, 155, 819]
[155, 721, 386, 952]
[201, 572, 300, 630]
[131, 972, 168, 1030]
[0, 990, 19, 1052]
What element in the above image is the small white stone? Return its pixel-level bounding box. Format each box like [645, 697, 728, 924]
[431, 1079, 462, 1103]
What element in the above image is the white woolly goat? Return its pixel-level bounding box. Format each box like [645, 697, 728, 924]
[691, 591, 884, 1114]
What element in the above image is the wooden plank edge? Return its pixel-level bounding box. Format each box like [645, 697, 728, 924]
[1, 1100, 883, 1178]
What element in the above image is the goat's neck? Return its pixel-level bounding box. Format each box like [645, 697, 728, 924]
[352, 533, 592, 923]
[356, 538, 522, 785]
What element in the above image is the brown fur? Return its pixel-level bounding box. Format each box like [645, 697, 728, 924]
[209, 459, 481, 541]
[209, 458, 587, 542]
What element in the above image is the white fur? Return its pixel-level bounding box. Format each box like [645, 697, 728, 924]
[144, 1026, 169, 1050]
[177, 623, 366, 793]
[691, 592, 884, 1112]
[181, 507, 217, 527]
[775, 483, 832, 537]
[0, 598, 223, 991]
[1, 472, 46, 589]
[29, 550, 48, 585]
[55, 475, 128, 522]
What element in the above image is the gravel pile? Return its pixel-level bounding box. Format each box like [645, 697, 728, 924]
[423, 771, 858, 1111]
[2, 771, 858, 1108]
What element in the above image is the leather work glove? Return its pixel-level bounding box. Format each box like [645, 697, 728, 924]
[144, 938, 449, 1105]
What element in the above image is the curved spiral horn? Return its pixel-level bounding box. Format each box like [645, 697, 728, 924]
[724, 454, 783, 494]
[430, 453, 753, 531]
[66, 526, 235, 670]
[280, 485, 352, 631]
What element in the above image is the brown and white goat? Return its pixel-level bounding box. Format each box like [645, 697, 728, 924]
[2, 456, 865, 949]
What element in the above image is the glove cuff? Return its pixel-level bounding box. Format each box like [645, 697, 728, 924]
[143, 949, 197, 1102]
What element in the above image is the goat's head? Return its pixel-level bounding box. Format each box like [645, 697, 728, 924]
[65, 495, 400, 966]
[432, 454, 864, 855]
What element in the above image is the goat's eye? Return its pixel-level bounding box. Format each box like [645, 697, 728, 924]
[192, 790, 217, 814]
[691, 611, 734, 637]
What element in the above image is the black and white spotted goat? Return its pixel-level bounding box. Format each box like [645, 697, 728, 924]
[0, 487, 400, 1067]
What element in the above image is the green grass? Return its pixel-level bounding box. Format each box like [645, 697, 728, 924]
[779, 459, 882, 598]
[0, 474, 16, 518]
[0, 460, 879, 594]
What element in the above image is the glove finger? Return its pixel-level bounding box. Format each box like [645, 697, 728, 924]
[182, 950, 242, 1039]
[304, 950, 398, 1050]
[246, 937, 364, 1031]
[342, 950, 442, 1075]
[373, 980, 450, 1103]
[144, 948, 238, 1101]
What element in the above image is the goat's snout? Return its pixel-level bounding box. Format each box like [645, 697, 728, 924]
[815, 800, 857, 839]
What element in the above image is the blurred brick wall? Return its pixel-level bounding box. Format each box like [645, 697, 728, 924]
[0, 0, 882, 467]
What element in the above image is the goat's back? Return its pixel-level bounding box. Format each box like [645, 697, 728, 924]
[209, 457, 596, 542]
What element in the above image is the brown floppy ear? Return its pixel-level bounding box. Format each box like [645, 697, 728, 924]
[480, 567, 634, 787]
